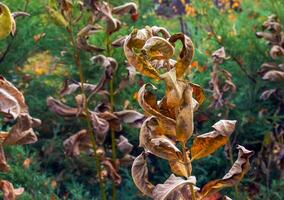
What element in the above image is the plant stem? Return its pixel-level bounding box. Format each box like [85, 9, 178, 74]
[106, 32, 117, 200]
[66, 26, 106, 200]
[181, 143, 196, 200]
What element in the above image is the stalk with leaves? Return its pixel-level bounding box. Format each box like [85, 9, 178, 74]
[255, 15, 284, 189]
[46, 0, 142, 199]
[125, 26, 253, 200]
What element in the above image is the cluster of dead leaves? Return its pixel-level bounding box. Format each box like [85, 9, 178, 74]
[209, 47, 236, 110]
[0, 76, 41, 199]
[47, 56, 145, 185]
[0, 2, 30, 40]
[256, 15, 284, 100]
[125, 26, 253, 200]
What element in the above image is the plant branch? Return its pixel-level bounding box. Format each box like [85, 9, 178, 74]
[66, 25, 106, 200]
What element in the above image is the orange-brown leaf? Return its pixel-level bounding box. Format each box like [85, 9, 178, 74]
[191, 120, 236, 160]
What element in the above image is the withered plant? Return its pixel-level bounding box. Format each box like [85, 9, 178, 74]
[209, 47, 236, 113]
[0, 76, 41, 200]
[46, 0, 141, 199]
[255, 15, 284, 184]
[125, 26, 253, 200]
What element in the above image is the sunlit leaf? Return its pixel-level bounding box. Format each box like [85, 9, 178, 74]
[191, 120, 237, 160]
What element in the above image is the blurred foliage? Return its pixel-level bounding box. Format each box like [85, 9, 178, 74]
[0, 0, 284, 199]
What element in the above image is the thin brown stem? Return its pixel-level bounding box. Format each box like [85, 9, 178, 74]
[66, 26, 106, 200]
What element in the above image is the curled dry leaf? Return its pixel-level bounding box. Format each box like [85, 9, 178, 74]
[117, 135, 133, 155]
[124, 27, 161, 80]
[90, 112, 109, 144]
[0, 76, 28, 119]
[111, 36, 127, 47]
[199, 145, 254, 199]
[191, 120, 237, 160]
[63, 129, 91, 156]
[77, 25, 104, 52]
[270, 45, 284, 59]
[169, 33, 194, 79]
[112, 2, 137, 15]
[60, 80, 98, 97]
[0, 180, 24, 200]
[0, 144, 10, 172]
[102, 159, 122, 185]
[131, 152, 155, 197]
[138, 84, 176, 136]
[0, 3, 13, 39]
[119, 154, 135, 167]
[262, 70, 284, 81]
[139, 117, 182, 161]
[114, 110, 146, 128]
[47, 96, 81, 117]
[3, 114, 40, 145]
[152, 174, 196, 200]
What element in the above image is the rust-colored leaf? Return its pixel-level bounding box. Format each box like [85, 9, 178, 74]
[191, 120, 237, 160]
[131, 152, 155, 197]
[200, 145, 254, 198]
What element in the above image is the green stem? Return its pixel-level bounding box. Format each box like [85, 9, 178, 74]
[67, 26, 106, 200]
[106, 33, 117, 200]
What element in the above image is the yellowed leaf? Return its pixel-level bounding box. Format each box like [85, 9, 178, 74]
[0, 3, 13, 39]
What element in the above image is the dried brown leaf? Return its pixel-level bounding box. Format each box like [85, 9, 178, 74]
[262, 70, 284, 81]
[3, 114, 40, 145]
[139, 117, 182, 161]
[77, 25, 104, 52]
[117, 135, 133, 155]
[0, 76, 27, 119]
[47, 96, 80, 117]
[131, 152, 155, 197]
[0, 180, 24, 200]
[200, 145, 253, 198]
[191, 120, 237, 160]
[152, 174, 196, 200]
[114, 110, 145, 128]
[169, 33, 194, 78]
[124, 28, 161, 80]
[112, 2, 137, 15]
